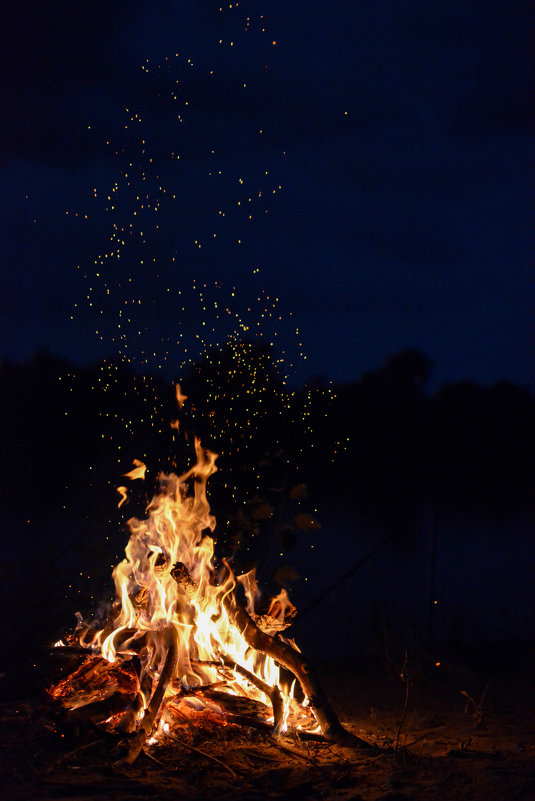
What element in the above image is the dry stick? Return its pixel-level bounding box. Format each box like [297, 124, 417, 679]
[224, 594, 371, 749]
[394, 651, 409, 757]
[364, 734, 428, 768]
[47, 738, 107, 773]
[268, 738, 331, 776]
[403, 733, 428, 749]
[118, 625, 179, 765]
[172, 735, 238, 778]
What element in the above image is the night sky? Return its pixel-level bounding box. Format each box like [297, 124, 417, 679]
[1, 0, 533, 390]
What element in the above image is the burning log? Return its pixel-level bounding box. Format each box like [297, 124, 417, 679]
[190, 689, 270, 720]
[48, 655, 142, 739]
[225, 593, 370, 748]
[170, 560, 198, 598]
[117, 625, 179, 765]
[61, 692, 136, 736]
[49, 655, 140, 711]
[169, 565, 284, 731]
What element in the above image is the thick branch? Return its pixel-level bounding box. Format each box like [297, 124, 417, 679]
[118, 626, 178, 765]
[225, 596, 370, 748]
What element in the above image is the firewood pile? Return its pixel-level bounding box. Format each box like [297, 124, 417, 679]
[46, 438, 370, 768]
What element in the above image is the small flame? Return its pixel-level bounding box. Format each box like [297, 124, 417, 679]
[268, 588, 296, 623]
[123, 459, 147, 481]
[175, 383, 187, 408]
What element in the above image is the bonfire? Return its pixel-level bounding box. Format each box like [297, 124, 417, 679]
[49, 417, 368, 765]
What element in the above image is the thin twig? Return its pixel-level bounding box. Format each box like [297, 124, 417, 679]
[365, 733, 429, 768]
[141, 747, 164, 766]
[365, 746, 394, 766]
[403, 733, 428, 749]
[394, 651, 409, 757]
[118, 626, 178, 765]
[461, 682, 490, 726]
[171, 735, 238, 777]
[268, 738, 331, 775]
[47, 738, 106, 772]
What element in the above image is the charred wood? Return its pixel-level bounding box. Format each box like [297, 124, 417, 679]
[116, 625, 179, 765]
[60, 692, 136, 737]
[225, 594, 371, 749]
[196, 689, 271, 719]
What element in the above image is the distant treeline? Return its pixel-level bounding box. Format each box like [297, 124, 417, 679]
[1, 346, 533, 559]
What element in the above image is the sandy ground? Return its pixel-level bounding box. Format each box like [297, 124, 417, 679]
[0, 645, 533, 801]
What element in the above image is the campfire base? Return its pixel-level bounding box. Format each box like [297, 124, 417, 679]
[50, 569, 371, 761]
[6, 645, 534, 801]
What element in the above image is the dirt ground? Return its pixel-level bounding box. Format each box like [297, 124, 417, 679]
[1, 646, 533, 801]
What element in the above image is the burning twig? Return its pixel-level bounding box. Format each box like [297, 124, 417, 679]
[170, 561, 285, 730]
[117, 625, 179, 765]
[170, 563, 285, 731]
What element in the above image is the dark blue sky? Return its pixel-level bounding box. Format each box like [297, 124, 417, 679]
[1, 0, 533, 389]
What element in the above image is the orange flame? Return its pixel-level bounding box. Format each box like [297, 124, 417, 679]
[123, 459, 147, 481]
[175, 383, 188, 408]
[73, 438, 318, 737]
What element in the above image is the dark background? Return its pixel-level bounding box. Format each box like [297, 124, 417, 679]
[1, 0, 533, 388]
